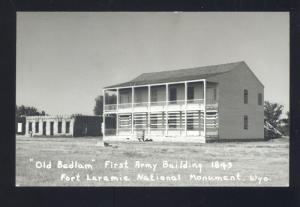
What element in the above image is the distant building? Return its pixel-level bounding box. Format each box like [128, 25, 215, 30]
[102, 61, 264, 143]
[24, 115, 102, 137]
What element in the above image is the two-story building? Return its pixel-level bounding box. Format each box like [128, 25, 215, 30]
[103, 61, 264, 143]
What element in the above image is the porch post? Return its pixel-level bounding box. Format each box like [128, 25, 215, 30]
[131, 87, 134, 137]
[116, 88, 119, 136]
[203, 80, 206, 140]
[148, 85, 151, 137]
[180, 111, 182, 136]
[185, 81, 187, 136]
[165, 83, 168, 136]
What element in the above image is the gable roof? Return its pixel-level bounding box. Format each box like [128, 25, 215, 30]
[105, 61, 256, 89]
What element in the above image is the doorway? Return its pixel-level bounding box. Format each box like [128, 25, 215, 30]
[43, 122, 46, 135]
[105, 114, 117, 135]
[50, 122, 54, 136]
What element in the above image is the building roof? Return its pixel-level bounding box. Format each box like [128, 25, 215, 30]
[25, 115, 73, 119]
[25, 115, 102, 120]
[105, 61, 249, 89]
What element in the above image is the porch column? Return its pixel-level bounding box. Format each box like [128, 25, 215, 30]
[165, 83, 169, 136]
[103, 89, 106, 138]
[116, 88, 119, 136]
[148, 85, 151, 136]
[203, 80, 206, 139]
[131, 87, 134, 137]
[185, 82, 188, 136]
[180, 111, 182, 136]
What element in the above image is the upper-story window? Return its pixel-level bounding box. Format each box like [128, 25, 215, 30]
[120, 91, 130, 103]
[151, 90, 158, 102]
[258, 93, 262, 105]
[207, 87, 217, 102]
[135, 94, 142, 103]
[169, 87, 177, 102]
[187, 86, 194, 99]
[244, 89, 248, 104]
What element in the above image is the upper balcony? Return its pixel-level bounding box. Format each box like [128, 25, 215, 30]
[103, 80, 218, 113]
[104, 99, 218, 113]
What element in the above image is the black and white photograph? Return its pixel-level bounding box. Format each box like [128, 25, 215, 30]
[16, 12, 289, 187]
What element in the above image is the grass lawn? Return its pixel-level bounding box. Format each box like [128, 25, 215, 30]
[16, 136, 289, 187]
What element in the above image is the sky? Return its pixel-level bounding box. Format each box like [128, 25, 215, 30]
[17, 12, 289, 116]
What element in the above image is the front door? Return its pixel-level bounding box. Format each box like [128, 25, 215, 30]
[50, 122, 54, 136]
[43, 122, 46, 135]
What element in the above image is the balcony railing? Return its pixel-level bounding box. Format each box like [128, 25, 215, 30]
[133, 102, 148, 107]
[119, 103, 132, 109]
[104, 104, 117, 111]
[104, 99, 217, 112]
[187, 99, 204, 105]
[206, 99, 218, 110]
[168, 100, 185, 105]
[151, 101, 166, 106]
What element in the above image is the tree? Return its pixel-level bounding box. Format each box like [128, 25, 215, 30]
[264, 101, 283, 129]
[93, 95, 103, 116]
[280, 111, 290, 136]
[264, 101, 285, 139]
[281, 111, 289, 125]
[16, 105, 47, 119]
[93, 94, 117, 116]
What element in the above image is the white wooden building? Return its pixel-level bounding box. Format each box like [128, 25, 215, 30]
[103, 61, 264, 143]
[25, 115, 102, 137]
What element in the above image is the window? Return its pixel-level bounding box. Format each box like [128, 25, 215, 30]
[258, 93, 262, 105]
[168, 112, 181, 129]
[169, 87, 177, 102]
[66, 121, 70, 133]
[168, 119, 177, 128]
[150, 113, 163, 129]
[43, 122, 46, 135]
[187, 86, 194, 99]
[244, 115, 248, 130]
[134, 113, 147, 128]
[120, 92, 130, 103]
[50, 122, 54, 135]
[151, 118, 158, 128]
[187, 117, 194, 130]
[244, 89, 248, 104]
[35, 122, 39, 133]
[58, 121, 62, 133]
[135, 94, 142, 103]
[119, 114, 132, 129]
[17, 123, 22, 133]
[28, 122, 32, 132]
[151, 90, 158, 102]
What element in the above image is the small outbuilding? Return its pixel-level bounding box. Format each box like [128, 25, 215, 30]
[24, 115, 102, 137]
